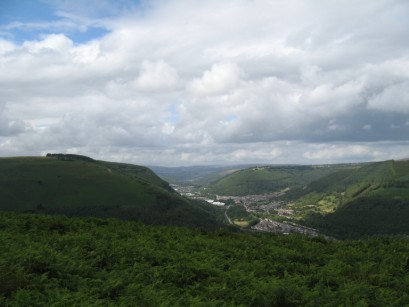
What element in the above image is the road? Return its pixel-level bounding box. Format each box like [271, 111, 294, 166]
[224, 205, 233, 225]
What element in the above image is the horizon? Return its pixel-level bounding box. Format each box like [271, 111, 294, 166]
[1, 0, 409, 166]
[0, 152, 401, 168]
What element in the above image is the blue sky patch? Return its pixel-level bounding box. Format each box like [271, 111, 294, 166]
[0, 0, 121, 43]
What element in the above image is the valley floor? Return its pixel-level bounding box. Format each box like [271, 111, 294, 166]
[174, 183, 324, 236]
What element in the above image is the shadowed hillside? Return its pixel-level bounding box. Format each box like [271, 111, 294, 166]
[0, 155, 222, 228]
[303, 160, 409, 238]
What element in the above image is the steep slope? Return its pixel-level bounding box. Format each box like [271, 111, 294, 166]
[303, 160, 409, 237]
[307, 161, 394, 195]
[98, 160, 173, 191]
[208, 165, 349, 196]
[150, 165, 254, 186]
[0, 156, 221, 228]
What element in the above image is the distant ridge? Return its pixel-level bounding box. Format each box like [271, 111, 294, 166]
[207, 164, 351, 196]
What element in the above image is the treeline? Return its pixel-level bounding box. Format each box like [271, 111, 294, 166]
[1, 211, 409, 306]
[46, 153, 96, 162]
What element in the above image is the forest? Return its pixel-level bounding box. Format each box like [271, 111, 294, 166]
[1, 210, 409, 306]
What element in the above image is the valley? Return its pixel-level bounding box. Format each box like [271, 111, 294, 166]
[2, 154, 409, 305]
[157, 160, 409, 238]
[3, 2, 407, 304]
[172, 182, 324, 236]
[2, 154, 409, 238]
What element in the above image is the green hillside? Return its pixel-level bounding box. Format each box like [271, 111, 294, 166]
[1, 210, 409, 306]
[0, 155, 221, 228]
[307, 161, 394, 194]
[302, 160, 409, 237]
[151, 165, 255, 186]
[201, 160, 409, 238]
[98, 160, 173, 192]
[209, 165, 349, 196]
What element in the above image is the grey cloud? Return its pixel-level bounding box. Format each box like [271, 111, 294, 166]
[1, 0, 409, 165]
[0, 103, 28, 136]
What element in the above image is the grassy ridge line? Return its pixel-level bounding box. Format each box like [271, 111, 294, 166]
[0, 157, 158, 210]
[209, 164, 354, 196]
[1, 210, 409, 305]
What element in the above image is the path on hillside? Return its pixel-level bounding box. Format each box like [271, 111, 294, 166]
[224, 205, 233, 225]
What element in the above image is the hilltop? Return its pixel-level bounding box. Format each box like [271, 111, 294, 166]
[0, 155, 222, 228]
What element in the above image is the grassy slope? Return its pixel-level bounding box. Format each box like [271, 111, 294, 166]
[303, 160, 409, 237]
[99, 161, 173, 191]
[151, 165, 252, 186]
[209, 165, 349, 196]
[0, 157, 220, 228]
[1, 211, 409, 306]
[307, 161, 394, 195]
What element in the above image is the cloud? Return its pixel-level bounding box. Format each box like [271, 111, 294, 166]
[22, 33, 73, 53]
[0, 103, 29, 136]
[0, 39, 15, 54]
[367, 81, 409, 113]
[303, 144, 371, 160]
[188, 62, 242, 96]
[134, 60, 180, 92]
[0, 0, 409, 165]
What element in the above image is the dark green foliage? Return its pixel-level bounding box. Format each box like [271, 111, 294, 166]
[1, 211, 409, 305]
[306, 196, 409, 239]
[303, 160, 409, 238]
[226, 204, 259, 227]
[227, 203, 250, 219]
[0, 157, 221, 228]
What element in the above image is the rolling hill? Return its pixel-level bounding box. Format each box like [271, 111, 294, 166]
[150, 164, 256, 186]
[0, 155, 222, 228]
[208, 164, 352, 196]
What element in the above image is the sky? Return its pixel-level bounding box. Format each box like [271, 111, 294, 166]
[0, 0, 409, 166]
